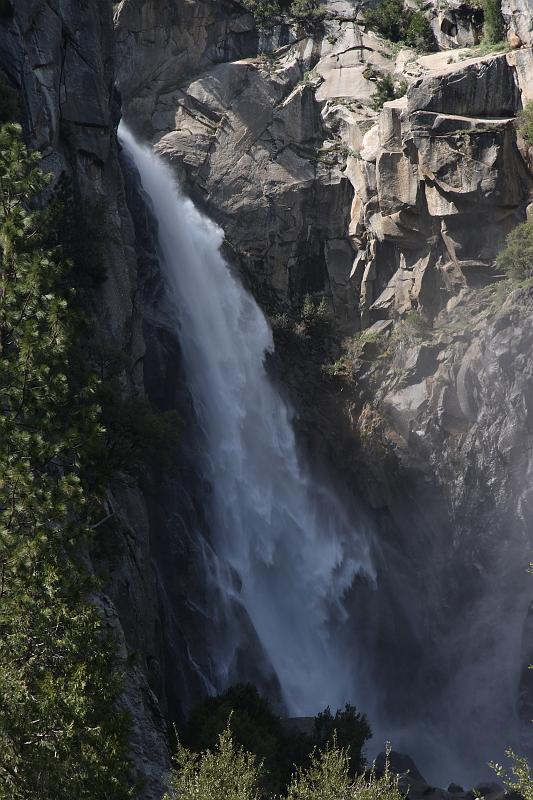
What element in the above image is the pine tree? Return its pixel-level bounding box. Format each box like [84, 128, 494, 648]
[0, 123, 131, 799]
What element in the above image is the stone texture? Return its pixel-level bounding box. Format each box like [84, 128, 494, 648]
[0, 3, 173, 796]
[27, 0, 532, 788]
[407, 54, 521, 117]
[502, 0, 533, 47]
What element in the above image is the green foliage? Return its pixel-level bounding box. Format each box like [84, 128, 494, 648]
[165, 727, 263, 800]
[289, 0, 326, 23]
[481, 0, 504, 43]
[364, 0, 434, 51]
[241, 0, 280, 27]
[492, 749, 533, 800]
[457, 38, 508, 58]
[287, 743, 403, 800]
[394, 310, 431, 343]
[0, 122, 131, 797]
[371, 75, 407, 111]
[168, 731, 400, 800]
[184, 685, 372, 795]
[301, 294, 331, 329]
[365, 0, 405, 42]
[348, 753, 404, 800]
[404, 12, 434, 50]
[185, 684, 284, 777]
[287, 743, 352, 800]
[518, 100, 533, 145]
[313, 705, 371, 776]
[241, 0, 325, 27]
[496, 218, 533, 282]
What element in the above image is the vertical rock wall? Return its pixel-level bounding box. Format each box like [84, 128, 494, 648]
[0, 2, 173, 796]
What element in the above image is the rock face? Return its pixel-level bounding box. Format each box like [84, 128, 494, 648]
[8, 0, 533, 792]
[115, 0, 533, 334]
[113, 0, 533, 783]
[358, 50, 533, 327]
[503, 0, 533, 47]
[0, 2, 173, 796]
[115, 2, 403, 327]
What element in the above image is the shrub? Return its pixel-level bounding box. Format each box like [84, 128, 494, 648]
[185, 684, 284, 769]
[364, 0, 434, 51]
[482, 0, 504, 43]
[290, 0, 326, 23]
[167, 733, 401, 800]
[518, 99, 533, 145]
[288, 743, 404, 800]
[313, 705, 371, 776]
[371, 75, 407, 111]
[241, 0, 280, 27]
[496, 218, 533, 282]
[297, 294, 332, 338]
[286, 743, 353, 800]
[405, 11, 434, 50]
[241, 0, 325, 27]
[0, 123, 131, 798]
[184, 685, 371, 794]
[364, 0, 405, 42]
[394, 309, 431, 342]
[492, 749, 533, 800]
[165, 727, 262, 800]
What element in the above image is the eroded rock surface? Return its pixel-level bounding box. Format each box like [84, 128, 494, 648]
[0, 3, 172, 796]
[113, 0, 533, 783]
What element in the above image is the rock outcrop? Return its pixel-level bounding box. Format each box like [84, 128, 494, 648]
[7, 0, 533, 791]
[357, 49, 533, 326]
[113, 0, 533, 782]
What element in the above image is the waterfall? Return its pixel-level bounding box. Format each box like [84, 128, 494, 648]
[119, 125, 375, 716]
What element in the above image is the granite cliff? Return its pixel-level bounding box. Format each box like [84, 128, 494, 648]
[4, 0, 533, 795]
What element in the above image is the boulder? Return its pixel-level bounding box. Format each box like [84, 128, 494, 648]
[407, 55, 521, 117]
[384, 380, 429, 438]
[473, 782, 506, 800]
[374, 750, 427, 782]
[507, 30, 523, 49]
[502, 0, 533, 47]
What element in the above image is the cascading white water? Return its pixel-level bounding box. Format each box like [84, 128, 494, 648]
[119, 125, 375, 716]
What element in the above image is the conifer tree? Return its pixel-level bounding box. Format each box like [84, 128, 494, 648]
[0, 123, 131, 799]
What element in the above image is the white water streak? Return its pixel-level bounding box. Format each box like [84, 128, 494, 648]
[120, 125, 374, 715]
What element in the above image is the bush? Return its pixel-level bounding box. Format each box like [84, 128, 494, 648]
[286, 743, 353, 800]
[371, 75, 407, 111]
[313, 705, 371, 776]
[290, 0, 326, 23]
[492, 749, 533, 800]
[482, 0, 504, 43]
[167, 732, 400, 800]
[185, 684, 284, 771]
[184, 685, 372, 794]
[518, 100, 533, 145]
[405, 11, 434, 50]
[364, 0, 405, 42]
[364, 0, 434, 51]
[289, 744, 404, 800]
[242, 0, 325, 27]
[296, 294, 332, 339]
[165, 727, 262, 800]
[242, 0, 280, 27]
[0, 123, 131, 798]
[496, 218, 533, 282]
